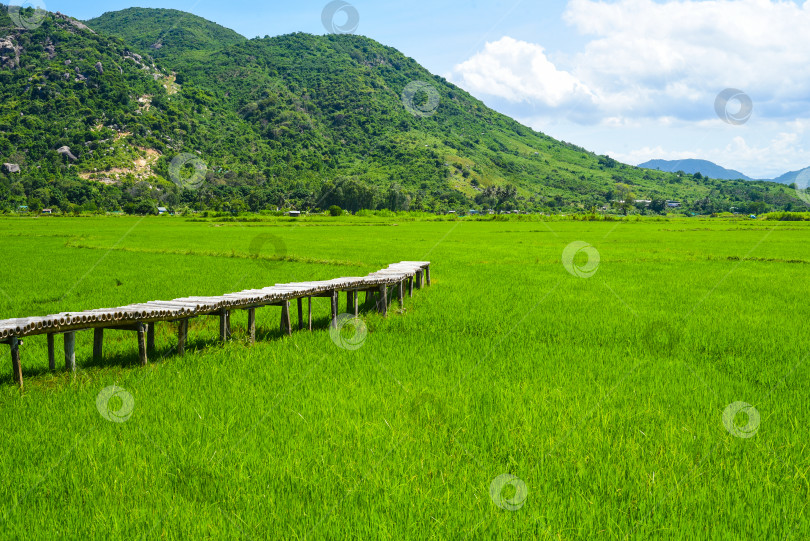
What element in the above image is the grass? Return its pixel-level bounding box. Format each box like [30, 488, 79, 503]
[0, 214, 808, 539]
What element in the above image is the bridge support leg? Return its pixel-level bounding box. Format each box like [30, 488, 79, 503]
[64, 332, 76, 372]
[147, 323, 155, 352]
[177, 319, 188, 355]
[280, 301, 292, 336]
[297, 298, 304, 331]
[137, 323, 147, 365]
[378, 284, 388, 316]
[248, 309, 256, 344]
[9, 337, 22, 388]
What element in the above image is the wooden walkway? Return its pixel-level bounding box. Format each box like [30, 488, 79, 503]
[1, 261, 431, 388]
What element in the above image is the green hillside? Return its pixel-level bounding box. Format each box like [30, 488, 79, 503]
[85, 7, 246, 61]
[0, 6, 803, 214]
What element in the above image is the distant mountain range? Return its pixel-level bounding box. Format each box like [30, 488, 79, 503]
[639, 159, 810, 185]
[771, 167, 810, 185]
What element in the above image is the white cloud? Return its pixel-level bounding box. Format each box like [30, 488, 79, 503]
[450, 0, 810, 123]
[448, 0, 810, 173]
[449, 36, 595, 108]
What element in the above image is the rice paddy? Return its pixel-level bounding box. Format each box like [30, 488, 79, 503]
[0, 214, 808, 539]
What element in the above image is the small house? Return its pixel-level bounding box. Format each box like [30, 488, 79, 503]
[288, 210, 301, 217]
[41, 209, 52, 214]
[157, 207, 168, 215]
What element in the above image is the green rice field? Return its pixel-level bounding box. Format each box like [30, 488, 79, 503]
[0, 214, 808, 539]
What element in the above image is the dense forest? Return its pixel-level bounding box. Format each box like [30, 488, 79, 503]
[0, 6, 805, 215]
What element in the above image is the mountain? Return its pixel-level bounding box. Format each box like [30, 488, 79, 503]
[0, 6, 804, 215]
[638, 159, 755, 181]
[85, 8, 246, 61]
[771, 167, 810, 186]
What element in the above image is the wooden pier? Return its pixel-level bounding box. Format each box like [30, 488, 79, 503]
[1, 261, 431, 388]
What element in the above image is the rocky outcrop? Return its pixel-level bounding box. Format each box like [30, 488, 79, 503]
[53, 12, 95, 34]
[0, 36, 21, 70]
[3, 163, 21, 174]
[56, 146, 78, 161]
[94, 61, 103, 74]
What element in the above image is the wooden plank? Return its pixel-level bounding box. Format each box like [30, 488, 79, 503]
[297, 298, 304, 331]
[93, 328, 104, 363]
[47, 333, 55, 370]
[280, 301, 292, 336]
[147, 323, 155, 352]
[398, 280, 404, 306]
[248, 308, 256, 345]
[64, 331, 76, 372]
[10, 337, 22, 388]
[426, 265, 431, 286]
[307, 297, 313, 331]
[137, 323, 147, 365]
[177, 319, 188, 356]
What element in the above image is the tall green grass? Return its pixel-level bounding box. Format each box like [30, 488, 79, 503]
[0, 215, 808, 539]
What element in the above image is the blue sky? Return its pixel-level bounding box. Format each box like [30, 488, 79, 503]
[35, 0, 810, 177]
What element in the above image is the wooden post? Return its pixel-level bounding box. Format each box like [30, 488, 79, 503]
[64, 331, 76, 372]
[137, 323, 147, 365]
[280, 301, 292, 336]
[378, 284, 388, 316]
[147, 323, 155, 352]
[346, 291, 353, 314]
[353, 291, 359, 317]
[330, 291, 338, 328]
[220, 309, 229, 341]
[10, 337, 22, 388]
[408, 276, 414, 297]
[308, 297, 313, 331]
[47, 333, 55, 371]
[248, 308, 256, 344]
[297, 298, 304, 331]
[425, 265, 431, 286]
[93, 328, 104, 363]
[177, 319, 188, 355]
[416, 270, 423, 289]
[398, 280, 404, 306]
